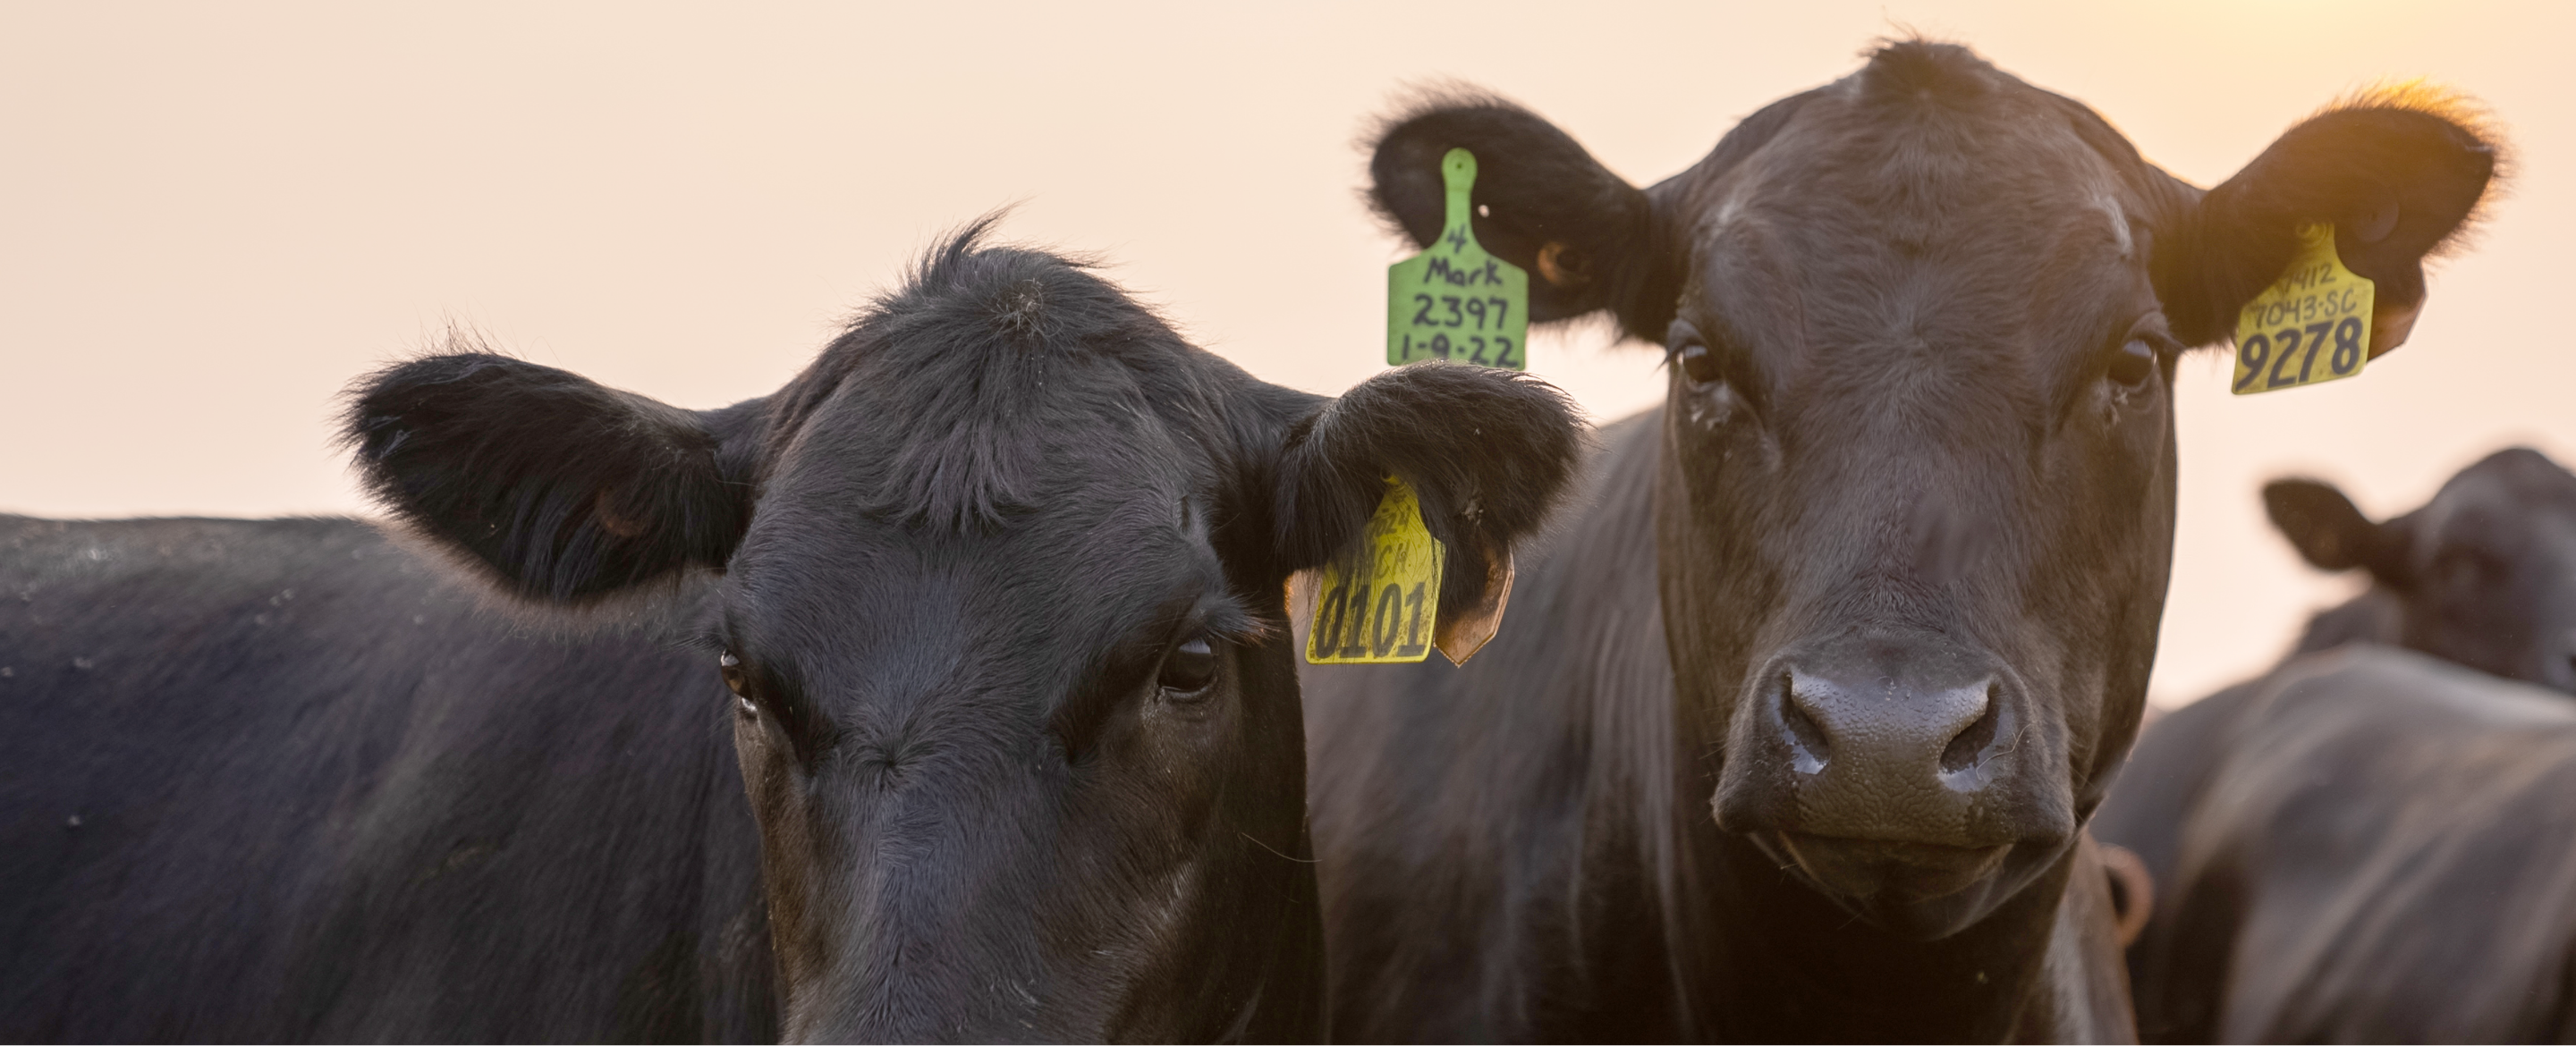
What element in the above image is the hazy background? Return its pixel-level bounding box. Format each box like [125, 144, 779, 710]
[3, 1, 2565, 705]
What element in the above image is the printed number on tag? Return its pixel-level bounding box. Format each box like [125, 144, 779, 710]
[1386, 148, 1530, 370]
[1306, 479, 1445, 664]
[2231, 224, 2375, 395]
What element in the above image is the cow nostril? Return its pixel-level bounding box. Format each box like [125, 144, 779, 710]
[1779, 671, 1830, 769]
[1939, 683, 2001, 774]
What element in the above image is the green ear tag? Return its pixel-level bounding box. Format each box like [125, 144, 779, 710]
[1306, 478, 1444, 665]
[1386, 148, 1530, 369]
[2230, 224, 2375, 395]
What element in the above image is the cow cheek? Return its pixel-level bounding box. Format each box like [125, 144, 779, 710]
[733, 720, 826, 988]
[2049, 393, 2174, 789]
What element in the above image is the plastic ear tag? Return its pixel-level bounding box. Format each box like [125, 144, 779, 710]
[2231, 224, 2374, 395]
[1306, 479, 1444, 664]
[1386, 148, 1530, 369]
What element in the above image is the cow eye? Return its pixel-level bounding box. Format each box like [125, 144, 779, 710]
[719, 651, 756, 715]
[1666, 320, 1725, 387]
[1677, 342, 1724, 386]
[1157, 634, 1219, 697]
[2107, 338, 2157, 387]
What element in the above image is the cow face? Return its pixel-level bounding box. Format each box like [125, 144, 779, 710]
[2269, 448, 2576, 692]
[341, 226, 1581, 1042]
[1366, 42, 2495, 939]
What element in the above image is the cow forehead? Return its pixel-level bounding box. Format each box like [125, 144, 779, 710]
[2419, 452, 2576, 557]
[1707, 82, 2135, 266]
[738, 427, 1211, 620]
[1677, 64, 2151, 409]
[724, 484, 1228, 713]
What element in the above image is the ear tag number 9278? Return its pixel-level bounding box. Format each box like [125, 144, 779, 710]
[2231, 224, 2374, 395]
[1386, 148, 1530, 370]
[1306, 478, 1444, 665]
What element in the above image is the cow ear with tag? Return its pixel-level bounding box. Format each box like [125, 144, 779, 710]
[1272, 361, 1581, 663]
[2152, 85, 2500, 355]
[1367, 92, 1676, 341]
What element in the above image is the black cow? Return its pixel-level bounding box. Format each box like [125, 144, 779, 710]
[0, 227, 1586, 1042]
[1301, 41, 2496, 1042]
[2268, 446, 2576, 690]
[2100, 645, 2576, 1042]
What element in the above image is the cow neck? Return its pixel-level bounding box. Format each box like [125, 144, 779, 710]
[1697, 827, 2080, 1041]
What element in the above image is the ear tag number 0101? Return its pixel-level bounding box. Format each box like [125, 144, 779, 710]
[2231, 224, 2374, 395]
[1307, 478, 1444, 665]
[1387, 148, 1530, 370]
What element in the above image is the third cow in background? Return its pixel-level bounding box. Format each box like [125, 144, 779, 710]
[2268, 446, 2576, 690]
[2100, 447, 2576, 1042]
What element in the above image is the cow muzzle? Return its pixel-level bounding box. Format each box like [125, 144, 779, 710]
[1712, 632, 2074, 936]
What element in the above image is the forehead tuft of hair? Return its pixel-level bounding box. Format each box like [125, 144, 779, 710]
[1854, 38, 2004, 107]
[761, 215, 1216, 532]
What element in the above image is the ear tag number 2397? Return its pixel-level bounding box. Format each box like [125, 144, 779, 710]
[1387, 148, 1530, 369]
[2232, 224, 2374, 395]
[1307, 479, 1444, 664]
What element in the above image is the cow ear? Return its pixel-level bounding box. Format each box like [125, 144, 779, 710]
[2153, 89, 2500, 352]
[1274, 362, 1583, 654]
[1368, 95, 1675, 341]
[343, 353, 763, 603]
[2264, 478, 2407, 586]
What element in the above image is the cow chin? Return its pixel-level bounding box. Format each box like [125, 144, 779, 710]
[1761, 831, 2036, 939]
[1714, 767, 2077, 939]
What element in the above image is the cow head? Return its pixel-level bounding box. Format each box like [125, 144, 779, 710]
[341, 225, 1582, 1041]
[2270, 448, 2576, 692]
[1367, 42, 2495, 938]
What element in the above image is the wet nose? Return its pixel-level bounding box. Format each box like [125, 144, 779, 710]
[1782, 666, 1999, 780]
[1716, 635, 2074, 899]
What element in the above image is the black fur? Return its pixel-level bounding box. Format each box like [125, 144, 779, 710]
[1309, 38, 2499, 1042]
[0, 517, 775, 1042]
[2100, 647, 2576, 1041]
[4, 226, 1587, 1042]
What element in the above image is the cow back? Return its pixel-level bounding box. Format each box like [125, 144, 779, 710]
[0, 515, 771, 1042]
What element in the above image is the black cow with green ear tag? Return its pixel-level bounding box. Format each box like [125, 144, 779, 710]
[0, 223, 1585, 1042]
[1303, 39, 2496, 1042]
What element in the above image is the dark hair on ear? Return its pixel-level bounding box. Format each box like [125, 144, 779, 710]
[2313, 80, 2512, 259]
[1275, 362, 1583, 620]
[2262, 477, 2385, 574]
[340, 348, 752, 603]
[2158, 83, 2501, 346]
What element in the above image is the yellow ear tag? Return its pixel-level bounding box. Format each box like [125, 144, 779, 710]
[1306, 478, 1443, 664]
[2231, 224, 2374, 395]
